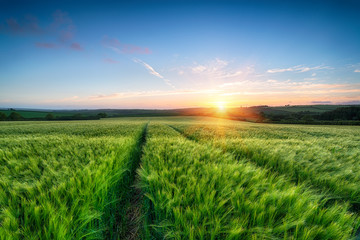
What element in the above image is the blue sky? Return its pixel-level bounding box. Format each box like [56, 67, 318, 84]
[1, 0, 360, 109]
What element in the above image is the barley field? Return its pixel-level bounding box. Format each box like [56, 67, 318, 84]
[1, 117, 359, 239]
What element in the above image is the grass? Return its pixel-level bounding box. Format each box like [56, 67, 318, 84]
[0, 119, 147, 239]
[138, 122, 359, 239]
[165, 117, 360, 205]
[1, 117, 359, 239]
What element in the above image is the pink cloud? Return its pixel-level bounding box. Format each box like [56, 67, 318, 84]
[102, 36, 151, 54]
[52, 10, 72, 26]
[35, 42, 57, 48]
[1, 10, 83, 51]
[59, 30, 73, 42]
[51, 10, 75, 43]
[2, 15, 42, 35]
[6, 18, 22, 33]
[70, 42, 83, 51]
[104, 58, 118, 63]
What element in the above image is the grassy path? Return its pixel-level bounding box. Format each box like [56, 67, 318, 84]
[120, 122, 148, 240]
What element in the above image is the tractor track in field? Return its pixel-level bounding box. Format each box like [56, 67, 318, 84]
[121, 122, 148, 240]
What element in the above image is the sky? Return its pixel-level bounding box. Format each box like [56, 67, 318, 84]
[1, 0, 360, 109]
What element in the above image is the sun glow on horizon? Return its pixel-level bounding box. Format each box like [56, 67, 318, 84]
[215, 101, 227, 111]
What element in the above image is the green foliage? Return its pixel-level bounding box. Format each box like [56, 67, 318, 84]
[319, 106, 360, 120]
[169, 119, 360, 206]
[7, 112, 23, 121]
[97, 112, 108, 118]
[262, 106, 360, 124]
[0, 112, 6, 121]
[0, 110, 72, 119]
[139, 122, 359, 239]
[1, 117, 359, 239]
[45, 113, 54, 120]
[0, 119, 147, 239]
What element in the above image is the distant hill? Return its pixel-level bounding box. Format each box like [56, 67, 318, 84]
[254, 105, 360, 124]
[1, 105, 360, 124]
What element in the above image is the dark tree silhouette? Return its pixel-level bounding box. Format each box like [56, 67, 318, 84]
[97, 112, 108, 118]
[0, 112, 6, 121]
[7, 112, 23, 121]
[45, 113, 55, 120]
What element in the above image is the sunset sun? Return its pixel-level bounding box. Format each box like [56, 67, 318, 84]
[216, 101, 227, 111]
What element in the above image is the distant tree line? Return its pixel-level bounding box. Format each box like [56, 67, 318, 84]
[0, 112, 23, 121]
[0, 112, 108, 121]
[262, 106, 360, 125]
[317, 106, 360, 121]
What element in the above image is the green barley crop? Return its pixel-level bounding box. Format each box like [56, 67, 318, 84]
[139, 122, 359, 239]
[0, 119, 147, 239]
[165, 117, 360, 207]
[1, 117, 360, 239]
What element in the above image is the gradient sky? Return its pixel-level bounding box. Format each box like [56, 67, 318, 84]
[1, 0, 360, 109]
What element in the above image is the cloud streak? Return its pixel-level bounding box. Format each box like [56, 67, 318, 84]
[267, 65, 331, 73]
[89, 89, 219, 100]
[311, 101, 332, 104]
[190, 58, 244, 79]
[133, 58, 175, 88]
[104, 58, 118, 63]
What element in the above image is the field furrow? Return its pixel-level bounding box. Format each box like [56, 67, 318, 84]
[121, 122, 148, 240]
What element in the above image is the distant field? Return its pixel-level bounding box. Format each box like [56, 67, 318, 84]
[1, 104, 360, 127]
[0, 110, 74, 118]
[0, 117, 359, 239]
[270, 105, 342, 113]
[0, 104, 355, 119]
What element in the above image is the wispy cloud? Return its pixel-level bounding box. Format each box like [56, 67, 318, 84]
[1, 10, 82, 51]
[133, 58, 175, 88]
[219, 80, 250, 88]
[0, 15, 42, 35]
[339, 100, 360, 105]
[51, 10, 75, 42]
[89, 88, 220, 100]
[133, 58, 163, 78]
[102, 36, 151, 54]
[60, 96, 79, 102]
[355, 69, 360, 73]
[311, 101, 332, 104]
[104, 58, 118, 64]
[217, 78, 360, 98]
[35, 42, 57, 49]
[267, 65, 331, 73]
[70, 42, 83, 51]
[190, 58, 244, 79]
